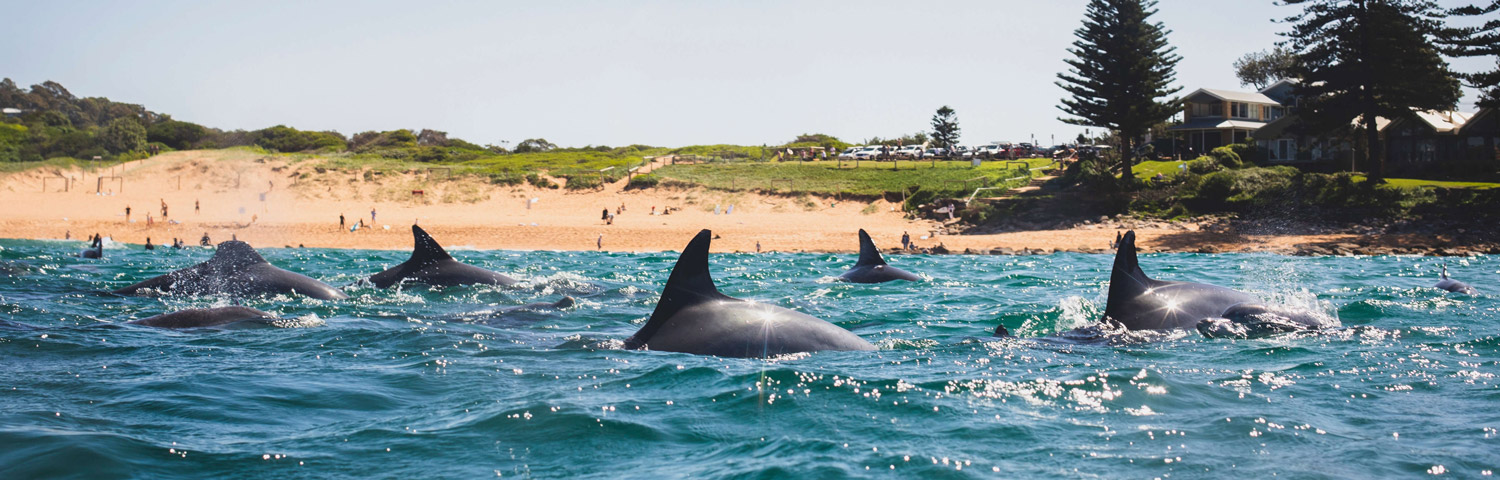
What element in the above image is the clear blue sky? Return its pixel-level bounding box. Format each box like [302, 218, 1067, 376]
[1, 0, 1489, 148]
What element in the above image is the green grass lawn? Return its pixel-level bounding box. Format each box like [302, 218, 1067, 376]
[1130, 160, 1188, 179]
[650, 159, 1044, 197]
[1351, 176, 1500, 190]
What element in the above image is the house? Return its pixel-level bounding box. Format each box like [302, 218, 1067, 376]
[1168, 80, 1295, 155]
[1254, 107, 1498, 175]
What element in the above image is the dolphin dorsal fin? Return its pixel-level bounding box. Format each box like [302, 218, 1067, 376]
[210, 241, 267, 269]
[409, 225, 453, 264]
[855, 229, 887, 266]
[626, 229, 730, 349]
[1104, 230, 1153, 320]
[1441, 264, 1449, 280]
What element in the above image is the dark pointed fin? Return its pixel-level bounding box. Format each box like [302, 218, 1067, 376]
[1104, 230, 1152, 320]
[626, 229, 731, 349]
[209, 241, 268, 270]
[409, 225, 453, 264]
[855, 229, 886, 266]
[1441, 264, 1448, 280]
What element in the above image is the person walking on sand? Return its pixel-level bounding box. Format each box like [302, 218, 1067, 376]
[597, 234, 603, 250]
[195, 200, 200, 214]
[339, 214, 345, 230]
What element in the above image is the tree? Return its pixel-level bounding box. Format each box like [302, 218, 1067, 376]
[1441, 1, 1500, 108]
[100, 117, 146, 154]
[1056, 0, 1182, 182]
[930, 106, 961, 149]
[147, 120, 207, 149]
[1233, 47, 1298, 89]
[1281, 0, 1461, 182]
[513, 138, 557, 153]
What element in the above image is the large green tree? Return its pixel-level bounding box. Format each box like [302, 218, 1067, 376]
[1056, 0, 1182, 182]
[1233, 47, 1298, 89]
[930, 106, 961, 149]
[100, 117, 146, 154]
[1281, 0, 1461, 182]
[1441, 1, 1499, 108]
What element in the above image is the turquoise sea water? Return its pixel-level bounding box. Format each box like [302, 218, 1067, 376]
[1, 237, 1497, 478]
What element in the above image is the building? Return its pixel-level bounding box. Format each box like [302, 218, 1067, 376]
[1255, 108, 1498, 175]
[1168, 80, 1295, 155]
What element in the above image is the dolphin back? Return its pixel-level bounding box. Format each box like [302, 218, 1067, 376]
[626, 229, 731, 349]
[369, 225, 516, 288]
[1104, 231, 1153, 322]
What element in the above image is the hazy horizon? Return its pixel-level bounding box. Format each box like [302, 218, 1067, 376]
[2, 0, 1491, 148]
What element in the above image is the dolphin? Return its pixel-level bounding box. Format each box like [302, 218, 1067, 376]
[128, 306, 274, 329]
[1435, 265, 1478, 294]
[1195, 303, 1338, 339]
[113, 241, 348, 300]
[1103, 231, 1334, 336]
[443, 297, 576, 323]
[367, 225, 518, 288]
[838, 229, 920, 283]
[79, 234, 103, 259]
[625, 229, 876, 357]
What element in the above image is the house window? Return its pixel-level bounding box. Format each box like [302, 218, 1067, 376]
[1226, 102, 1250, 118]
[1277, 139, 1294, 161]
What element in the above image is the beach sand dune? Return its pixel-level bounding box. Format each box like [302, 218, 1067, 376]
[0, 150, 1385, 254]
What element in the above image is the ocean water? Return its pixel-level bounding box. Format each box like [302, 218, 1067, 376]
[1, 237, 1497, 479]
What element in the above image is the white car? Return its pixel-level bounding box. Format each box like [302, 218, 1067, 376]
[839, 146, 862, 159]
[851, 146, 883, 160]
[895, 145, 923, 158]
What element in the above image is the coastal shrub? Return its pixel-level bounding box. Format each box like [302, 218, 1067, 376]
[100, 117, 147, 154]
[251, 125, 346, 152]
[486, 172, 523, 186]
[1209, 146, 1242, 169]
[1061, 151, 1117, 190]
[526, 173, 559, 189]
[146, 120, 207, 150]
[564, 175, 601, 190]
[1192, 166, 1298, 205]
[625, 174, 659, 190]
[1186, 157, 1222, 174]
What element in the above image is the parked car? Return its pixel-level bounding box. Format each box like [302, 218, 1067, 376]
[851, 146, 882, 160]
[924, 148, 948, 157]
[895, 145, 923, 158]
[839, 146, 862, 159]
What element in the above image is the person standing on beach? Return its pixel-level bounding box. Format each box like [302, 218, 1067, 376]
[339, 214, 345, 230]
[125, 205, 131, 222]
[901, 231, 910, 250]
[756, 241, 761, 253]
[602, 209, 609, 221]
[146, 213, 154, 227]
[371, 208, 377, 224]
[597, 234, 603, 250]
[195, 200, 200, 214]
[161, 199, 168, 218]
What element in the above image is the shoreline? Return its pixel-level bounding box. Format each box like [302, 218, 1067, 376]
[4, 150, 1495, 257]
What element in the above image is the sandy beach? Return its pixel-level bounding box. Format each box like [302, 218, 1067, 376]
[0, 150, 1487, 255]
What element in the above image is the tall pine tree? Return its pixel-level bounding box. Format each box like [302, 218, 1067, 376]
[930, 106, 961, 150]
[1281, 0, 1461, 182]
[1442, 1, 1500, 108]
[1056, 0, 1181, 182]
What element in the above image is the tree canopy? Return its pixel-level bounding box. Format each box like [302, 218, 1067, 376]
[1281, 0, 1461, 182]
[1233, 47, 1298, 89]
[1441, 1, 1500, 108]
[1056, 0, 1181, 182]
[930, 106, 961, 149]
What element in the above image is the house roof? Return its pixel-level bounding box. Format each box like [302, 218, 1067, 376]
[1411, 110, 1473, 133]
[1167, 118, 1268, 131]
[1, 107, 21, 114]
[1186, 88, 1281, 105]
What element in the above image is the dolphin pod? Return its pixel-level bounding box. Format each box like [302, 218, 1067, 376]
[113, 241, 349, 300]
[90, 228, 1477, 349]
[838, 229, 920, 283]
[367, 225, 518, 288]
[625, 229, 876, 357]
[1103, 231, 1337, 338]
